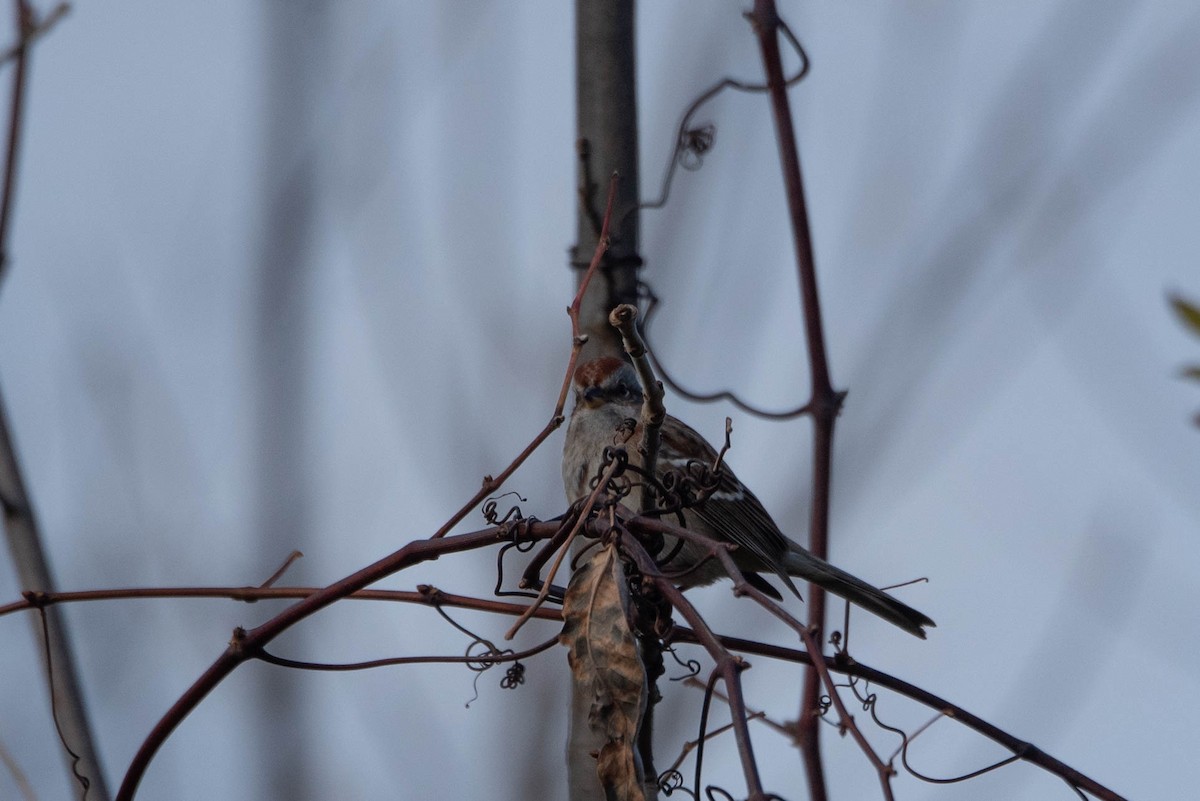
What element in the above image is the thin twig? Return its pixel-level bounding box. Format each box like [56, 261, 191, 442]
[0, 731, 36, 801]
[258, 550, 303, 589]
[608, 303, 665, 512]
[0, 3, 110, 798]
[0, 573, 1129, 800]
[429, 172, 620, 542]
[504, 459, 620, 640]
[682, 676, 791, 739]
[0, 0, 31, 279]
[746, 4, 845, 797]
[630, 514, 897, 799]
[614, 524, 769, 800]
[113, 176, 622, 800]
[111, 521, 561, 801]
[257, 634, 558, 673]
[677, 629, 1129, 801]
[1, 583, 563, 621]
[0, 1, 67, 67]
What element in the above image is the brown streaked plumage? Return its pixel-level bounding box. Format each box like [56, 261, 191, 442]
[562, 357, 935, 638]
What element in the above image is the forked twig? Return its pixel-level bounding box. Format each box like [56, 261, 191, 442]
[504, 459, 621, 640]
[430, 172, 621, 542]
[1, 565, 1129, 800]
[746, 3, 844, 797]
[0, 3, 109, 798]
[112, 176, 623, 801]
[608, 303, 665, 513]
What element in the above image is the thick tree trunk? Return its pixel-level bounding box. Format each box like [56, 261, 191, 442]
[572, 0, 642, 362]
[251, 3, 330, 798]
[568, 3, 646, 800]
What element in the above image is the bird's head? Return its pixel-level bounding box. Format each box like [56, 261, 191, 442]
[572, 357, 644, 410]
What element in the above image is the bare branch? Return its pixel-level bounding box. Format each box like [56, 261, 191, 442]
[0, 2, 67, 67]
[627, 513, 895, 798]
[0, 3, 109, 798]
[505, 458, 622, 640]
[608, 303, 665, 512]
[745, 4, 845, 795]
[673, 628, 1130, 801]
[430, 172, 620, 544]
[1, 582, 564, 622]
[111, 520, 560, 801]
[3, 552, 1128, 801]
[258, 550, 304, 589]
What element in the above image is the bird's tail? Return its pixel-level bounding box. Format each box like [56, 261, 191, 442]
[778, 548, 935, 639]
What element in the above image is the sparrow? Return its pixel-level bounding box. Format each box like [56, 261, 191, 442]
[562, 356, 935, 638]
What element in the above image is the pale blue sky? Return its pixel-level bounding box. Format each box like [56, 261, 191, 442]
[1, 3, 1197, 800]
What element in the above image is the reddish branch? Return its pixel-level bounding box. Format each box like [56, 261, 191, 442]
[615, 523, 769, 799]
[3, 527, 1126, 800]
[111, 521, 561, 801]
[110, 174, 621, 801]
[0, 4, 111, 799]
[746, 3, 845, 798]
[1, 584, 562, 622]
[612, 512, 1128, 801]
[0, 0, 31, 275]
[429, 172, 619, 543]
[674, 628, 1130, 801]
[628, 514, 896, 798]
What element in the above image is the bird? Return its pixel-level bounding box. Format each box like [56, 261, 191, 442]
[562, 356, 935, 638]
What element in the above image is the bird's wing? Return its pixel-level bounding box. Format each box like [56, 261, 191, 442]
[658, 416, 792, 572]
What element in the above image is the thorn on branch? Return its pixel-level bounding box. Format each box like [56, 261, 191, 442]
[259, 550, 303, 589]
[0, 2, 69, 66]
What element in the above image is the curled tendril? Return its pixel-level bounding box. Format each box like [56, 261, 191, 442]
[493, 539, 542, 600]
[591, 447, 631, 493]
[636, 19, 809, 221]
[678, 125, 716, 170]
[665, 646, 703, 681]
[658, 769, 689, 797]
[638, 281, 828, 420]
[500, 662, 526, 690]
[34, 607, 91, 797]
[704, 787, 736, 801]
[464, 638, 512, 674]
[482, 491, 527, 526]
[430, 599, 524, 707]
[602, 444, 630, 470]
[575, 447, 639, 523]
[833, 673, 1039, 789]
[657, 458, 722, 506]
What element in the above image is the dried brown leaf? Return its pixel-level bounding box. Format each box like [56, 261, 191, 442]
[560, 544, 647, 801]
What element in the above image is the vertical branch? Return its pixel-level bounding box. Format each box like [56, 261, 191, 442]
[573, 0, 642, 361]
[571, 4, 646, 799]
[0, 2, 113, 799]
[0, 0, 30, 279]
[747, 3, 845, 799]
[251, 5, 330, 797]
